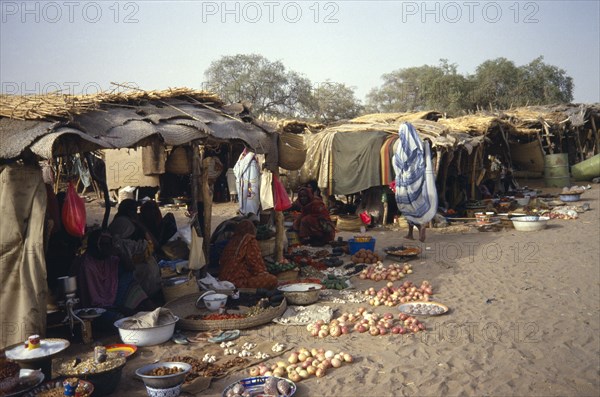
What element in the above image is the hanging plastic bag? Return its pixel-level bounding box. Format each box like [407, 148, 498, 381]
[273, 174, 292, 211]
[359, 211, 372, 225]
[62, 182, 86, 237]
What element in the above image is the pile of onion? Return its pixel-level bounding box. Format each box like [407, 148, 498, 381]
[357, 262, 412, 281]
[248, 348, 353, 382]
[364, 281, 433, 306]
[306, 307, 427, 337]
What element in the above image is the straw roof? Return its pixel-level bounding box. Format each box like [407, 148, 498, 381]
[351, 111, 442, 124]
[437, 115, 517, 136]
[0, 87, 223, 120]
[0, 87, 277, 161]
[501, 103, 600, 133]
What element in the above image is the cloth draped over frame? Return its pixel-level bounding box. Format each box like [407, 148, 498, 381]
[0, 164, 47, 348]
[233, 150, 261, 215]
[393, 122, 438, 225]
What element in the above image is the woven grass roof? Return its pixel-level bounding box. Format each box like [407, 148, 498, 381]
[0, 86, 223, 121]
[437, 115, 516, 136]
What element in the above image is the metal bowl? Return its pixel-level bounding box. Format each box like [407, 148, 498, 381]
[114, 316, 179, 346]
[559, 193, 581, 202]
[512, 216, 549, 232]
[135, 362, 191, 389]
[277, 283, 322, 305]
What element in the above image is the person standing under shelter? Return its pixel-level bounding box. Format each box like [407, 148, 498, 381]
[233, 149, 261, 216]
[392, 122, 438, 242]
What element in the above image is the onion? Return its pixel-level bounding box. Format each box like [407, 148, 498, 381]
[298, 369, 309, 379]
[298, 353, 307, 362]
[249, 367, 260, 376]
[369, 326, 380, 336]
[307, 365, 317, 375]
[324, 350, 335, 359]
[288, 353, 299, 364]
[289, 371, 301, 382]
[316, 368, 326, 378]
[331, 358, 342, 368]
[343, 353, 353, 363]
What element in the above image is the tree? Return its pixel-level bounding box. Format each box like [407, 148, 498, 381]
[204, 54, 313, 118]
[366, 59, 471, 115]
[307, 81, 364, 123]
[517, 56, 574, 105]
[472, 58, 522, 109]
[367, 57, 574, 114]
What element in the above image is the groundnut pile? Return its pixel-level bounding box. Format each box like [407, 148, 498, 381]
[351, 249, 381, 264]
[145, 366, 184, 376]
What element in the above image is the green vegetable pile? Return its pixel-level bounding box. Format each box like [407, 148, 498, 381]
[266, 261, 297, 274]
[322, 274, 348, 290]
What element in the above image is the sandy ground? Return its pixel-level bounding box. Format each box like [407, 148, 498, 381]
[68, 181, 600, 396]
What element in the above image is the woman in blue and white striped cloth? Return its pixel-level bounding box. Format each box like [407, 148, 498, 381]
[392, 122, 438, 242]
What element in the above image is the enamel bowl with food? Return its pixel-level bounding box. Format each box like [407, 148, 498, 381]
[135, 362, 191, 389]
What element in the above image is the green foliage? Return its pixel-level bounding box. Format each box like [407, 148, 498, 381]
[204, 54, 363, 121]
[306, 80, 364, 123]
[367, 56, 574, 115]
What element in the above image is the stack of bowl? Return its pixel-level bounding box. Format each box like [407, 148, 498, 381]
[135, 362, 192, 397]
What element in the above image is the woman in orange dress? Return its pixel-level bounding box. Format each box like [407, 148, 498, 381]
[219, 220, 278, 289]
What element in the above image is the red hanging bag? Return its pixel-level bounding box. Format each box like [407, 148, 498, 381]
[62, 182, 87, 237]
[273, 174, 292, 211]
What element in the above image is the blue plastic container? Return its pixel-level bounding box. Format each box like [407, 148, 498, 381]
[348, 238, 376, 255]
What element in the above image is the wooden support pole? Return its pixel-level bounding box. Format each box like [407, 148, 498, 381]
[574, 127, 584, 163]
[591, 116, 599, 155]
[273, 168, 285, 262]
[201, 153, 212, 265]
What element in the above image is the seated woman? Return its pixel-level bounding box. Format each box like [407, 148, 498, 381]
[139, 200, 177, 246]
[109, 199, 162, 300]
[219, 220, 278, 289]
[72, 229, 155, 323]
[293, 187, 336, 246]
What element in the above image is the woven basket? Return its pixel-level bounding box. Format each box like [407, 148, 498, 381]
[278, 133, 306, 171]
[336, 215, 363, 232]
[164, 293, 287, 331]
[258, 237, 277, 257]
[165, 146, 192, 175]
[276, 269, 299, 282]
[163, 274, 199, 304]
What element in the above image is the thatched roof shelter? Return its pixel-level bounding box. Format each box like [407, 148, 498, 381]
[0, 87, 278, 164]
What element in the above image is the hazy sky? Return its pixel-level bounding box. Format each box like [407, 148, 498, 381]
[1, 0, 599, 104]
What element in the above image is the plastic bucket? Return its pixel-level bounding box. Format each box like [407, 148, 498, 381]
[571, 154, 600, 181]
[544, 153, 570, 188]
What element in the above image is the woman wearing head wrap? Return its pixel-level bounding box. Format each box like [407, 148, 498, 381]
[219, 220, 278, 289]
[108, 199, 162, 298]
[73, 229, 152, 316]
[293, 187, 336, 246]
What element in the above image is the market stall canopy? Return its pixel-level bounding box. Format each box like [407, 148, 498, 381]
[0, 88, 278, 162]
